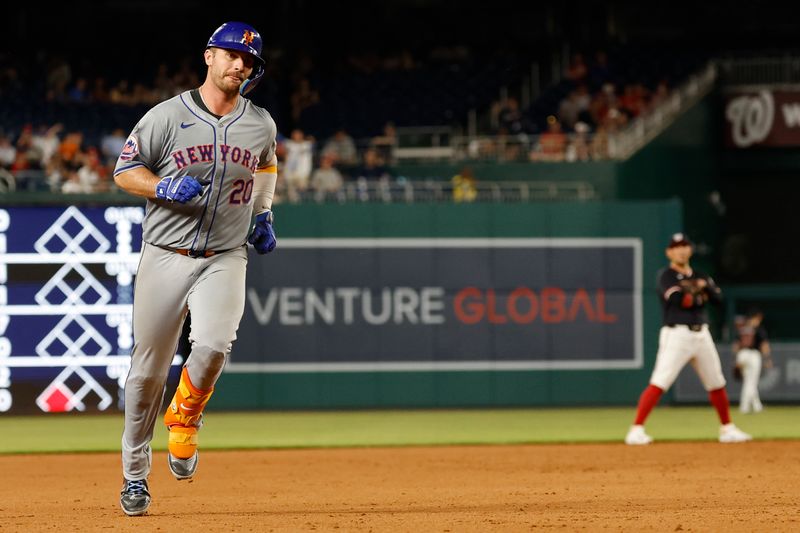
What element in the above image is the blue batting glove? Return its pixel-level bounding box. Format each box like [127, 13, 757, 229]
[248, 210, 277, 254]
[156, 175, 203, 203]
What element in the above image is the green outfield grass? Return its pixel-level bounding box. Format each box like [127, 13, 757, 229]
[0, 406, 798, 454]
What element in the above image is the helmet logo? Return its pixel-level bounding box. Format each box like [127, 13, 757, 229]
[241, 30, 255, 46]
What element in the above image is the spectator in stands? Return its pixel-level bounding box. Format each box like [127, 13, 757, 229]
[565, 121, 591, 162]
[310, 154, 344, 202]
[382, 49, 416, 71]
[110, 80, 131, 105]
[131, 82, 154, 106]
[290, 78, 320, 123]
[15, 124, 34, 155]
[496, 97, 528, 137]
[356, 148, 391, 181]
[67, 77, 89, 103]
[10, 150, 31, 174]
[58, 132, 83, 169]
[620, 83, 648, 118]
[370, 121, 398, 165]
[45, 56, 71, 102]
[101, 128, 128, 166]
[605, 107, 629, 131]
[76, 147, 106, 192]
[558, 90, 582, 130]
[153, 63, 175, 102]
[530, 115, 567, 162]
[648, 79, 671, 111]
[321, 128, 358, 168]
[0, 65, 22, 96]
[590, 124, 610, 159]
[451, 166, 478, 203]
[91, 77, 110, 103]
[588, 50, 611, 91]
[13, 125, 43, 171]
[495, 127, 525, 161]
[60, 172, 83, 194]
[282, 129, 314, 203]
[575, 84, 593, 124]
[357, 147, 393, 202]
[565, 53, 588, 83]
[0, 134, 16, 169]
[32, 124, 63, 168]
[581, 81, 619, 130]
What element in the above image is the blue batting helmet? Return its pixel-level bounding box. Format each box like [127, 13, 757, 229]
[206, 21, 265, 96]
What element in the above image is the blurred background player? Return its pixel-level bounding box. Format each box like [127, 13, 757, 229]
[625, 233, 752, 445]
[733, 308, 772, 413]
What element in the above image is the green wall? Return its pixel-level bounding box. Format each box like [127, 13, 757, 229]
[395, 161, 619, 199]
[214, 200, 683, 409]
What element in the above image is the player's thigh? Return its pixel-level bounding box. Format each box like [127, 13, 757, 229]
[650, 327, 693, 389]
[132, 244, 193, 347]
[187, 247, 248, 350]
[690, 331, 726, 390]
[737, 349, 760, 369]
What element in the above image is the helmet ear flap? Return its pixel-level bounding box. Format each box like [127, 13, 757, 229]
[240, 65, 264, 96]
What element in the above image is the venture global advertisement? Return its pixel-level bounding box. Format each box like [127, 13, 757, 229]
[236, 238, 643, 372]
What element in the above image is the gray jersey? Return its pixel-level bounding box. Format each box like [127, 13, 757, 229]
[114, 90, 277, 252]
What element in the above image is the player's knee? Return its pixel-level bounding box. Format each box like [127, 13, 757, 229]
[125, 373, 166, 406]
[186, 345, 227, 379]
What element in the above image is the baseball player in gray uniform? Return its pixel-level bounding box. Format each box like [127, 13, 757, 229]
[113, 22, 278, 516]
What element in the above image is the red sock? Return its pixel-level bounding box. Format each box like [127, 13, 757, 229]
[634, 384, 664, 425]
[709, 387, 731, 425]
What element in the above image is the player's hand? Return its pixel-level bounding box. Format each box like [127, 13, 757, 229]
[680, 279, 706, 295]
[156, 175, 203, 203]
[248, 210, 277, 254]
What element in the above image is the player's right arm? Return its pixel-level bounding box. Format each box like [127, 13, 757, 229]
[115, 166, 203, 203]
[658, 269, 686, 307]
[114, 166, 162, 199]
[113, 109, 202, 203]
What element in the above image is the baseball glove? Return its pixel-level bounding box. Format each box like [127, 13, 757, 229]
[679, 279, 706, 295]
[733, 364, 743, 381]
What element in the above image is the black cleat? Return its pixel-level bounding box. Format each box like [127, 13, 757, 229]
[120, 478, 151, 516]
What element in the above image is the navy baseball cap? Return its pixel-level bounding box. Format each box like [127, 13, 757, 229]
[667, 233, 693, 248]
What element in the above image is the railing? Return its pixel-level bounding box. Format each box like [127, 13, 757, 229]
[605, 62, 717, 159]
[279, 179, 596, 204]
[448, 133, 610, 162]
[717, 56, 800, 85]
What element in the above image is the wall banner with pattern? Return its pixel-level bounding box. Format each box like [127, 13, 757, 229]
[0, 206, 182, 414]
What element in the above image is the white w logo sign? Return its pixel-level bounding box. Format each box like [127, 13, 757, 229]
[726, 91, 774, 148]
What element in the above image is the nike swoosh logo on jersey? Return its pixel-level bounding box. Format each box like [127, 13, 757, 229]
[180, 403, 197, 412]
[180, 122, 195, 129]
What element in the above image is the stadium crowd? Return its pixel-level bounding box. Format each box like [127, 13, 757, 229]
[0, 43, 698, 200]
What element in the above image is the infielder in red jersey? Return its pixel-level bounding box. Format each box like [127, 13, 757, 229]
[625, 233, 752, 445]
[113, 21, 279, 516]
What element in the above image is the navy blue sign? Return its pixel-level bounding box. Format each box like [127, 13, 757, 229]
[0, 207, 147, 413]
[237, 239, 643, 371]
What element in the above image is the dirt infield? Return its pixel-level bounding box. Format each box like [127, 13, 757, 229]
[1, 441, 798, 531]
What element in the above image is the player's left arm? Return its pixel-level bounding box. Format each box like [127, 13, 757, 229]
[253, 155, 278, 215]
[248, 155, 278, 254]
[701, 275, 723, 305]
